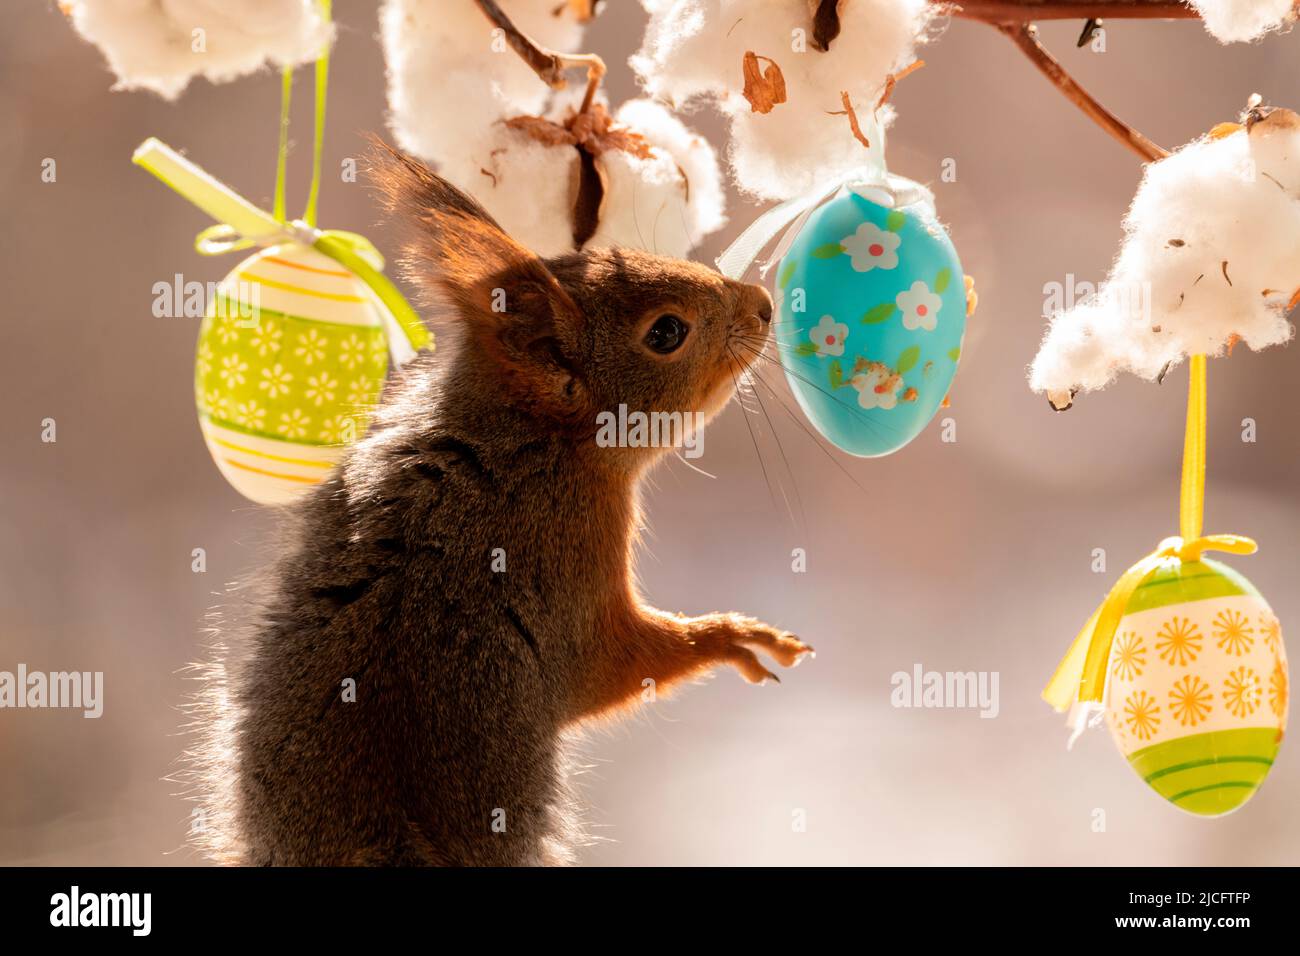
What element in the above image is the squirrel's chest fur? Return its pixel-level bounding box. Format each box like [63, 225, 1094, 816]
[206, 400, 636, 866]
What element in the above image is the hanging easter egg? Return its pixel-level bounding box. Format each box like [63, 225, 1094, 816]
[194, 242, 393, 504]
[1101, 557, 1288, 816]
[774, 188, 966, 457]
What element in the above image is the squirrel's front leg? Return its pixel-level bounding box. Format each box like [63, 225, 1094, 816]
[564, 604, 813, 724]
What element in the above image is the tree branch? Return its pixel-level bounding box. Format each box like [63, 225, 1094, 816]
[474, 0, 605, 113]
[994, 21, 1170, 162]
[477, 0, 1189, 164]
[950, 0, 1197, 19]
[946, 2, 1201, 163]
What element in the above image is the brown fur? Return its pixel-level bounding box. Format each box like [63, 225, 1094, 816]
[183, 145, 811, 866]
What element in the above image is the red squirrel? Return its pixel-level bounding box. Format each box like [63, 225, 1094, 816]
[186, 146, 812, 866]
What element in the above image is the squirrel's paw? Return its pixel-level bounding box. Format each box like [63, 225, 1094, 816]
[739, 627, 814, 669]
[720, 620, 814, 683]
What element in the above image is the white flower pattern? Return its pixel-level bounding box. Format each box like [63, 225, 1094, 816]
[338, 333, 365, 370]
[850, 364, 903, 410]
[346, 376, 377, 408]
[196, 341, 214, 379]
[213, 313, 239, 345]
[218, 354, 248, 388]
[305, 373, 338, 407]
[259, 363, 293, 399]
[235, 400, 266, 431]
[809, 315, 848, 356]
[840, 222, 901, 272]
[249, 323, 283, 357]
[294, 328, 327, 365]
[896, 281, 942, 331]
[279, 408, 311, 439]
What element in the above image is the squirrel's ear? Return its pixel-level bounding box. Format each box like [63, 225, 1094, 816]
[370, 141, 587, 416]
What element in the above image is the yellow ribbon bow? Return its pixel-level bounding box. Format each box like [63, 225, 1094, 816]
[1042, 355, 1256, 718]
[131, 5, 430, 358]
[133, 138, 431, 358]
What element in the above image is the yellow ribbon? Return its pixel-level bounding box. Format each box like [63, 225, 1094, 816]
[1042, 354, 1257, 713]
[131, 0, 430, 356]
[136, 140, 431, 356]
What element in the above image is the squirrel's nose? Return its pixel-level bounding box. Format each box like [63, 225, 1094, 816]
[740, 282, 773, 323]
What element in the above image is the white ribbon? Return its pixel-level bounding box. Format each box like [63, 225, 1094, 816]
[716, 167, 937, 281]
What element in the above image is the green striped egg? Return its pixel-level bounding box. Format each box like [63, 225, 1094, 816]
[1103, 558, 1288, 816]
[194, 242, 392, 504]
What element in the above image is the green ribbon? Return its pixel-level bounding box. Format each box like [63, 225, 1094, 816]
[131, 0, 430, 356]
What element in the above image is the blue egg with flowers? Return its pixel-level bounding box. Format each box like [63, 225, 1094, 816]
[773, 187, 967, 457]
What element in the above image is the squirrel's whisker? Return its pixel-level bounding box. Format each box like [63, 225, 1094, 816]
[734, 346, 806, 532]
[725, 347, 783, 515]
[734, 358, 874, 499]
[730, 340, 912, 440]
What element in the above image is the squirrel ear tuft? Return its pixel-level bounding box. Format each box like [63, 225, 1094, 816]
[368, 139, 553, 313]
[368, 140, 587, 416]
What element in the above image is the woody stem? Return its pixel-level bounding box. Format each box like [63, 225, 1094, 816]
[473, 0, 606, 112]
[949, 0, 1197, 18]
[992, 21, 1171, 162]
[943, 2, 1195, 161]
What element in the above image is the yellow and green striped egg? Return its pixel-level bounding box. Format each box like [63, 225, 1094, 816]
[194, 242, 391, 504]
[1104, 558, 1288, 816]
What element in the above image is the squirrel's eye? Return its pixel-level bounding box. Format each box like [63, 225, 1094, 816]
[644, 314, 688, 354]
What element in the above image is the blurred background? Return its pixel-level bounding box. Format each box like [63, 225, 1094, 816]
[2, 2, 1298, 865]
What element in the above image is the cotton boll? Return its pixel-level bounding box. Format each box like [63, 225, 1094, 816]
[1246, 105, 1300, 192]
[633, 0, 932, 200]
[728, 99, 890, 200]
[382, 0, 585, 162]
[64, 0, 332, 99]
[1189, 0, 1296, 43]
[436, 98, 726, 258]
[1030, 303, 1140, 395]
[435, 122, 580, 258]
[587, 100, 727, 257]
[1030, 114, 1300, 396]
[630, 0, 734, 106]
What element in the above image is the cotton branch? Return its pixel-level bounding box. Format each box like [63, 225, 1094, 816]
[946, 0, 1183, 163]
[950, 0, 1197, 19]
[473, 0, 605, 112]
[996, 22, 1170, 161]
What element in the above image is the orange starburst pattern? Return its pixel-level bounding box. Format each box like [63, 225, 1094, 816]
[1213, 609, 1254, 656]
[1169, 674, 1213, 727]
[1223, 666, 1262, 718]
[1259, 613, 1282, 653]
[1156, 617, 1202, 667]
[1123, 690, 1162, 741]
[1112, 631, 1147, 681]
[1269, 660, 1288, 719]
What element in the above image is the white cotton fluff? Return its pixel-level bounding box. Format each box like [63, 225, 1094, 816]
[1029, 111, 1300, 396]
[434, 99, 727, 258]
[434, 121, 581, 259]
[382, 1, 724, 256]
[381, 0, 585, 163]
[586, 99, 727, 258]
[63, 0, 333, 99]
[1189, 0, 1296, 44]
[631, 0, 932, 200]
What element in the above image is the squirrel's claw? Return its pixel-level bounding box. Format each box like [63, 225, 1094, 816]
[735, 628, 814, 670]
[697, 615, 812, 684]
[726, 644, 781, 685]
